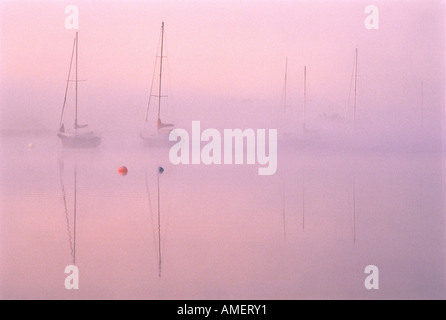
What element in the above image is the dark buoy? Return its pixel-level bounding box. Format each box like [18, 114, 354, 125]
[118, 166, 128, 176]
[158, 166, 164, 174]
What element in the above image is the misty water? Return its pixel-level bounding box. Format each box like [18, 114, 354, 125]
[2, 0, 446, 301]
[1, 130, 444, 299]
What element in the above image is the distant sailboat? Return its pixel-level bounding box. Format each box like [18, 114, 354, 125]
[58, 32, 101, 148]
[140, 22, 175, 145]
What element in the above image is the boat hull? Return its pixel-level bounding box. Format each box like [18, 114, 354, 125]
[139, 130, 175, 148]
[58, 132, 101, 148]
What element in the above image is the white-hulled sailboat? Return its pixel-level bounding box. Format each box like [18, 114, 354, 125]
[140, 22, 174, 146]
[58, 32, 101, 148]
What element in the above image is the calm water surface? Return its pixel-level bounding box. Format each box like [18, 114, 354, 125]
[1, 133, 444, 299]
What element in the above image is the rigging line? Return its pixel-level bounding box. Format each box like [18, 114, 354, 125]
[58, 158, 74, 261]
[59, 37, 76, 127]
[145, 27, 162, 122]
[144, 171, 158, 258]
[157, 22, 165, 122]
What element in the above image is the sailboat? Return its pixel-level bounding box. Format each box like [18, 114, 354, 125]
[57, 32, 101, 148]
[140, 22, 174, 146]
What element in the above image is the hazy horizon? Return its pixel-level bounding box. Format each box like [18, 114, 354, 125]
[1, 0, 444, 144]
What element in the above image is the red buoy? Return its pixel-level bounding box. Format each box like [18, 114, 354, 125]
[118, 166, 128, 176]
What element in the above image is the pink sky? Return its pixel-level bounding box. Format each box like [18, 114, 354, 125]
[0, 0, 444, 134]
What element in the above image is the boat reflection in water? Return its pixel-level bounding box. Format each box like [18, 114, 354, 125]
[58, 156, 79, 267]
[145, 166, 166, 278]
[0, 135, 441, 299]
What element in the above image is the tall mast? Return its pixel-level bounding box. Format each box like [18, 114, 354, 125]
[353, 48, 358, 128]
[303, 65, 307, 132]
[59, 38, 76, 128]
[75, 32, 79, 132]
[158, 22, 165, 123]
